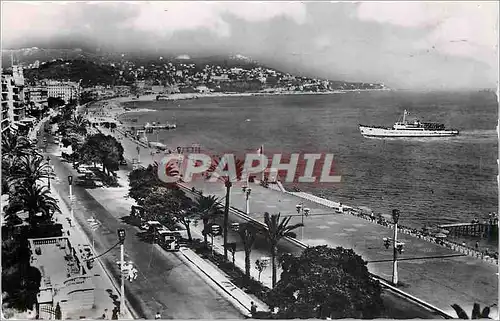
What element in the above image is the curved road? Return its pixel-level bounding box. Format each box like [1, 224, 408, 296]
[41, 129, 242, 319]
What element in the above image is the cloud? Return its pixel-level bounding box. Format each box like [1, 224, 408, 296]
[356, 2, 498, 68]
[128, 1, 307, 37]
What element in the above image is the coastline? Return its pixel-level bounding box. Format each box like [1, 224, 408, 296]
[84, 91, 498, 242]
[86, 88, 391, 120]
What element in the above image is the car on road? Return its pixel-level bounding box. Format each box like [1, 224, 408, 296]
[75, 178, 103, 188]
[119, 159, 127, 166]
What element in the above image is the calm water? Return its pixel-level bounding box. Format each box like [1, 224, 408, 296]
[119, 90, 498, 228]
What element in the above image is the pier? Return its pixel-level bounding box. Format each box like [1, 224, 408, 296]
[439, 222, 498, 238]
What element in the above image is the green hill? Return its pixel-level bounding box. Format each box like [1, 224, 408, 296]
[23, 59, 119, 87]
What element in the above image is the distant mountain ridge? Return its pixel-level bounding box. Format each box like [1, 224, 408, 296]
[2, 48, 269, 72]
[3, 48, 385, 89]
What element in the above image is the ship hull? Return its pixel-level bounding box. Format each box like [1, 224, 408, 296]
[359, 125, 459, 138]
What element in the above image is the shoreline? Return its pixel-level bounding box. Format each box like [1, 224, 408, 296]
[86, 88, 391, 123]
[83, 93, 498, 243]
[109, 88, 391, 104]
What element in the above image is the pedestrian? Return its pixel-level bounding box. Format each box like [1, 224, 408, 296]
[475, 241, 479, 250]
[155, 312, 161, 319]
[250, 301, 257, 316]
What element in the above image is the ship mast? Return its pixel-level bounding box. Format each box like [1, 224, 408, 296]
[403, 110, 407, 124]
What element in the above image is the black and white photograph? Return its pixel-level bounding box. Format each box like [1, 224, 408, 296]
[1, 1, 498, 320]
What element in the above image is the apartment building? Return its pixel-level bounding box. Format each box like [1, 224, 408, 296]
[42, 80, 79, 103]
[1, 69, 26, 133]
[25, 86, 49, 104]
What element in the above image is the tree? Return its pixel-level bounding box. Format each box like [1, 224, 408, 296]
[193, 195, 223, 247]
[10, 183, 60, 225]
[8, 154, 52, 189]
[166, 188, 195, 241]
[55, 302, 62, 320]
[451, 303, 493, 319]
[69, 115, 89, 136]
[263, 212, 303, 288]
[266, 245, 384, 319]
[78, 134, 123, 175]
[128, 164, 160, 206]
[2, 131, 33, 167]
[47, 97, 65, 109]
[237, 223, 257, 279]
[207, 156, 244, 260]
[2, 234, 42, 312]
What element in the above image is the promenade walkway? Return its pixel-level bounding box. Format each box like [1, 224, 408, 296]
[96, 124, 498, 319]
[185, 178, 498, 319]
[49, 182, 133, 320]
[45, 131, 243, 319]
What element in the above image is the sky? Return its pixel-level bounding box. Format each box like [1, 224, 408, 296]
[1, 1, 498, 89]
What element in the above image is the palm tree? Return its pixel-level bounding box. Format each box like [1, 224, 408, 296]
[8, 154, 52, 188]
[451, 303, 493, 319]
[207, 157, 245, 260]
[236, 223, 257, 279]
[69, 115, 89, 136]
[263, 212, 303, 288]
[1, 131, 33, 166]
[194, 195, 223, 248]
[12, 183, 60, 225]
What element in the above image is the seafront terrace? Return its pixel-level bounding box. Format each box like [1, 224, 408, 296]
[182, 178, 498, 318]
[97, 123, 498, 319]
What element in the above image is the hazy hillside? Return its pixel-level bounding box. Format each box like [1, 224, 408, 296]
[1, 48, 104, 67]
[23, 59, 119, 87]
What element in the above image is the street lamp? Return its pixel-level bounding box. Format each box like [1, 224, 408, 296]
[46, 156, 51, 189]
[296, 203, 310, 241]
[68, 175, 73, 221]
[117, 228, 126, 316]
[211, 224, 221, 256]
[242, 186, 252, 215]
[382, 209, 404, 286]
[223, 180, 232, 260]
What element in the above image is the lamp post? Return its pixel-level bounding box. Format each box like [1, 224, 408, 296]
[242, 186, 252, 215]
[295, 203, 310, 241]
[223, 180, 232, 260]
[383, 209, 404, 286]
[211, 224, 221, 256]
[46, 156, 51, 189]
[117, 229, 126, 316]
[68, 175, 73, 221]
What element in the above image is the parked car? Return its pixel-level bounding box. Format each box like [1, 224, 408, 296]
[120, 159, 127, 166]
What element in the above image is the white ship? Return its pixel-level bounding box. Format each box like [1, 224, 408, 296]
[359, 110, 459, 138]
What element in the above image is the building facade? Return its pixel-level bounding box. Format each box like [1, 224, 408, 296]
[42, 80, 79, 103]
[1, 66, 26, 133]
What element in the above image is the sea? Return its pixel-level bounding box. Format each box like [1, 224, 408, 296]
[118, 90, 498, 230]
